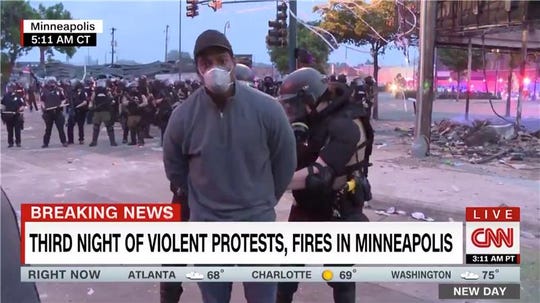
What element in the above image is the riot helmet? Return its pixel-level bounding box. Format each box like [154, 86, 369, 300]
[6, 82, 17, 93]
[277, 67, 329, 122]
[45, 77, 57, 88]
[234, 64, 255, 83]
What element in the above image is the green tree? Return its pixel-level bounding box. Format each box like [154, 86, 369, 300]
[315, 0, 402, 119]
[36, 3, 77, 65]
[1, 0, 37, 87]
[267, 21, 332, 74]
[438, 48, 483, 102]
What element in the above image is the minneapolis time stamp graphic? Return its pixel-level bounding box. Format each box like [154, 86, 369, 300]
[23, 33, 97, 47]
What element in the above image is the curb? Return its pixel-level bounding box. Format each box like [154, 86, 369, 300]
[370, 193, 540, 233]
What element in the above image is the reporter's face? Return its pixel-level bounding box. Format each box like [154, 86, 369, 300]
[196, 47, 235, 76]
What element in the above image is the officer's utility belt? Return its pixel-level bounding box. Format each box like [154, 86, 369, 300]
[332, 172, 372, 220]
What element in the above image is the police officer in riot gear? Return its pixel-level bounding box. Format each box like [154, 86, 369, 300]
[122, 83, 147, 146]
[155, 80, 180, 146]
[1, 83, 26, 147]
[67, 80, 88, 144]
[89, 80, 117, 146]
[276, 68, 374, 303]
[118, 79, 131, 143]
[40, 78, 68, 148]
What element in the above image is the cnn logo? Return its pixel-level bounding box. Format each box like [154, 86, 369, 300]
[471, 228, 513, 248]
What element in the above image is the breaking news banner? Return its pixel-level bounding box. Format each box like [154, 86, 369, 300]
[21, 204, 463, 265]
[465, 207, 520, 264]
[20, 19, 103, 47]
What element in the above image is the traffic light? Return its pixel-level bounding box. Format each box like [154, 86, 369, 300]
[266, 2, 288, 47]
[209, 0, 222, 12]
[266, 20, 287, 47]
[277, 2, 288, 22]
[186, 0, 199, 18]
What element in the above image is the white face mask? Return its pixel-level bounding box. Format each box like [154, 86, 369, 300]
[201, 66, 233, 95]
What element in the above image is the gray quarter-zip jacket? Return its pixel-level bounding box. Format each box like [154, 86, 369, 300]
[163, 82, 296, 221]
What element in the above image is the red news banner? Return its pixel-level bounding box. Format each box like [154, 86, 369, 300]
[465, 207, 520, 265]
[20, 203, 181, 263]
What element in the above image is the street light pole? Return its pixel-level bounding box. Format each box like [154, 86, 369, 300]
[178, 1, 182, 80]
[111, 27, 116, 66]
[165, 25, 169, 62]
[224, 21, 230, 36]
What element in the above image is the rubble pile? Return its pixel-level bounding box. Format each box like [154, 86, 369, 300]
[429, 119, 540, 164]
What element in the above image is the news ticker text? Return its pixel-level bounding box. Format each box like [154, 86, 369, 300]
[21, 266, 520, 283]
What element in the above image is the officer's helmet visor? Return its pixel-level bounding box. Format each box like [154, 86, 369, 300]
[278, 94, 308, 123]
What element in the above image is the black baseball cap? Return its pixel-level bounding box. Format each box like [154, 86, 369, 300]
[193, 30, 233, 59]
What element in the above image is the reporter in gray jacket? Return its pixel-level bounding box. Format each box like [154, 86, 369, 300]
[163, 29, 296, 303]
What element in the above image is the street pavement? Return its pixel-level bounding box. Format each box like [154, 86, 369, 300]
[1, 94, 539, 303]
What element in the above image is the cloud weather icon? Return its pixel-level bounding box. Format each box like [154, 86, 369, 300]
[460, 271, 479, 280]
[185, 271, 204, 280]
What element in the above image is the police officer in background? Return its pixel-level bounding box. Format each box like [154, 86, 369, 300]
[275, 68, 374, 303]
[40, 78, 68, 148]
[67, 80, 88, 145]
[1, 83, 26, 147]
[122, 83, 147, 146]
[89, 80, 117, 146]
[155, 80, 180, 146]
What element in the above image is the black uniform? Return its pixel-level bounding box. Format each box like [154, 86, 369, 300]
[89, 86, 117, 146]
[67, 88, 88, 144]
[139, 83, 154, 139]
[1, 93, 25, 147]
[41, 87, 67, 148]
[123, 90, 145, 146]
[276, 69, 374, 303]
[156, 86, 179, 146]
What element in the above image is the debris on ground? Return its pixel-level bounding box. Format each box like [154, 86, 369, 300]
[373, 206, 409, 217]
[410, 211, 435, 222]
[423, 119, 540, 164]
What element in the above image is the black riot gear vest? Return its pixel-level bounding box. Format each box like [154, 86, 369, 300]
[292, 100, 374, 212]
[42, 89, 63, 109]
[71, 90, 88, 109]
[93, 87, 112, 111]
[2, 94, 24, 112]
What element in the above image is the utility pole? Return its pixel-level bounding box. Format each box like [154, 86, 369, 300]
[165, 25, 169, 62]
[288, 0, 297, 73]
[516, 21, 528, 130]
[111, 27, 116, 66]
[412, 0, 436, 158]
[178, 2, 182, 80]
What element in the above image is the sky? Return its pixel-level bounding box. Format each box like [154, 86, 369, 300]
[18, 0, 418, 67]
